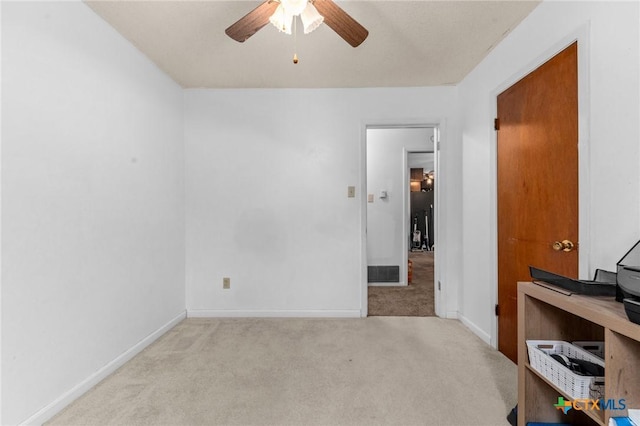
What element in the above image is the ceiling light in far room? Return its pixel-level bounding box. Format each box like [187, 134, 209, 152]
[423, 171, 435, 189]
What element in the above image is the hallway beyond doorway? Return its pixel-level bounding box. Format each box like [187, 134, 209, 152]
[368, 251, 435, 316]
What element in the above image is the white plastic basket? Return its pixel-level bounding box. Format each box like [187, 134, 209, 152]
[526, 340, 605, 400]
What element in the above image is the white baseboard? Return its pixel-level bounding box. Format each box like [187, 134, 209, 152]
[459, 313, 492, 346]
[187, 309, 361, 318]
[21, 311, 186, 426]
[445, 310, 459, 319]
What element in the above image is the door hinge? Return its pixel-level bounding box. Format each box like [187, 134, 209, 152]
[494, 118, 500, 131]
[438, 281, 441, 291]
[495, 304, 500, 316]
[437, 141, 441, 151]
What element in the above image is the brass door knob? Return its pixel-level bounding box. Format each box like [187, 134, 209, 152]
[552, 240, 575, 252]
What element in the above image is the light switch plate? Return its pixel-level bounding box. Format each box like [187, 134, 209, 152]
[347, 186, 356, 198]
[223, 277, 230, 289]
[368, 194, 374, 203]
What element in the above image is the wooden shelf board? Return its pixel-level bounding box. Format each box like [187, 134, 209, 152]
[519, 282, 640, 341]
[605, 329, 640, 422]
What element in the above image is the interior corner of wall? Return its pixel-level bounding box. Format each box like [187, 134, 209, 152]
[445, 310, 459, 319]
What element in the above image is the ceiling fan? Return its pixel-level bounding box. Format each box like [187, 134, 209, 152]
[225, 0, 369, 48]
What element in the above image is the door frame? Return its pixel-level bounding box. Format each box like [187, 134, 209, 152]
[360, 121, 443, 318]
[489, 26, 592, 349]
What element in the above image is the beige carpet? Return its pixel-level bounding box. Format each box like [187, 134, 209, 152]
[368, 251, 435, 317]
[48, 317, 516, 426]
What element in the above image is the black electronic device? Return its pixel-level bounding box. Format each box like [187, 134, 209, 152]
[529, 266, 617, 296]
[623, 298, 640, 325]
[617, 240, 640, 300]
[549, 353, 605, 376]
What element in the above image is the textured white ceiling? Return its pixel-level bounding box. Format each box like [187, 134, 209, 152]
[86, 0, 540, 88]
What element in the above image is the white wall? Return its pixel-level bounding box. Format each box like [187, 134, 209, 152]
[0, 2, 4, 423]
[1, 2, 185, 424]
[408, 153, 434, 172]
[184, 87, 460, 317]
[458, 1, 640, 344]
[366, 128, 433, 286]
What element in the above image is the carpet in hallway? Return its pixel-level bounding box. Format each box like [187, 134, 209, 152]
[368, 251, 435, 316]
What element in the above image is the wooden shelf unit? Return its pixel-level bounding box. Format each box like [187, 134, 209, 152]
[518, 281, 640, 426]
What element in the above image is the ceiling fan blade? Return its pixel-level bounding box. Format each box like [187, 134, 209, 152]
[225, 1, 279, 43]
[313, 0, 368, 47]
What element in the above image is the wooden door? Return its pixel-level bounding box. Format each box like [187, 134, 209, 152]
[497, 42, 579, 363]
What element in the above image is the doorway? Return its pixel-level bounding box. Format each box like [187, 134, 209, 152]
[364, 126, 437, 317]
[409, 153, 435, 252]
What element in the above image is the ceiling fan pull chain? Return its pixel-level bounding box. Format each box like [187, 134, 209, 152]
[280, 3, 287, 32]
[293, 18, 299, 64]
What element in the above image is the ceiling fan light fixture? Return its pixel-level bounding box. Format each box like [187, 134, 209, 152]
[300, 3, 324, 34]
[269, 4, 293, 34]
[225, 0, 368, 48]
[280, 0, 308, 17]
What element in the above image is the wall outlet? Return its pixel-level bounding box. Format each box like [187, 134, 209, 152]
[223, 277, 231, 289]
